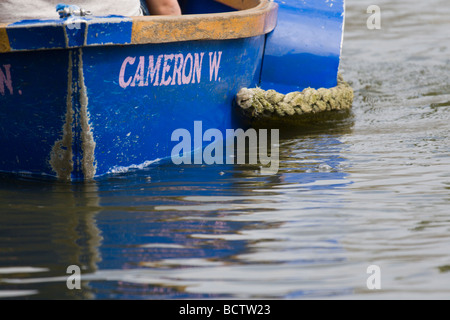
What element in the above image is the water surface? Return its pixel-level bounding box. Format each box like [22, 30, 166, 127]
[0, 0, 449, 299]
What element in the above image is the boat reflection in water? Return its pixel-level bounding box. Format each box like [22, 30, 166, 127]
[0, 103, 354, 299]
[89, 113, 354, 299]
[0, 179, 101, 299]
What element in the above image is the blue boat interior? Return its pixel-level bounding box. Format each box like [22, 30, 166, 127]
[178, 0, 237, 14]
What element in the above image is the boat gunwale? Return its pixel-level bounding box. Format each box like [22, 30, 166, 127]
[0, 0, 278, 53]
[131, 0, 278, 44]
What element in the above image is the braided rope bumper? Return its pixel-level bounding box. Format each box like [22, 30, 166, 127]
[236, 74, 354, 120]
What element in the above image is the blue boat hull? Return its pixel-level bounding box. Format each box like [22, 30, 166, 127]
[0, 0, 346, 180]
[0, 36, 265, 179]
[260, 0, 345, 93]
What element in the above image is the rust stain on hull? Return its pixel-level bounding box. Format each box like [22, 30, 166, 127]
[49, 51, 75, 180]
[78, 50, 96, 180]
[49, 49, 96, 181]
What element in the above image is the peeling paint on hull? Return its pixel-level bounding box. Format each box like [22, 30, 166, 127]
[0, 37, 270, 181]
[78, 50, 97, 180]
[0, 0, 345, 181]
[49, 48, 96, 181]
[49, 50, 74, 180]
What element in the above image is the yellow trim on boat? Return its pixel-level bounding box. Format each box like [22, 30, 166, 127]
[0, 24, 11, 53]
[0, 0, 277, 52]
[131, 0, 277, 44]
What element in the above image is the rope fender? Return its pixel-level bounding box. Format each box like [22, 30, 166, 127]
[236, 74, 354, 119]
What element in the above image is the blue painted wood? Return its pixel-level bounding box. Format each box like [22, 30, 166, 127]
[83, 36, 264, 177]
[85, 16, 133, 46]
[260, 0, 345, 93]
[5, 16, 133, 51]
[0, 50, 69, 176]
[0, 1, 347, 180]
[65, 21, 88, 48]
[178, 0, 236, 14]
[7, 21, 67, 50]
[0, 32, 264, 179]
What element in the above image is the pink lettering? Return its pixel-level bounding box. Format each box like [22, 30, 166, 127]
[119, 57, 136, 89]
[209, 51, 222, 81]
[118, 51, 218, 89]
[131, 56, 145, 87]
[0, 64, 13, 95]
[145, 55, 162, 86]
[182, 53, 193, 85]
[192, 53, 205, 84]
[160, 54, 174, 86]
[171, 54, 184, 86]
